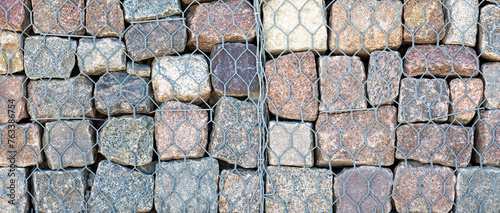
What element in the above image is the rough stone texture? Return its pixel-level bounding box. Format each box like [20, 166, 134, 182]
[262, 0, 327, 55]
[398, 78, 450, 123]
[319, 56, 366, 112]
[367, 51, 402, 106]
[483, 63, 500, 109]
[137, 160, 157, 174]
[334, 166, 393, 213]
[94, 72, 154, 116]
[77, 38, 126, 75]
[0, 123, 42, 167]
[186, 0, 256, 52]
[219, 169, 260, 213]
[88, 161, 154, 212]
[0, 31, 24, 74]
[86, 0, 124, 37]
[403, 0, 445, 43]
[123, 0, 181, 22]
[455, 167, 500, 213]
[127, 62, 150, 77]
[209, 97, 259, 168]
[125, 18, 186, 61]
[27, 76, 94, 121]
[32, 169, 87, 212]
[99, 115, 154, 167]
[404, 45, 478, 77]
[0, 168, 28, 213]
[151, 54, 211, 104]
[265, 166, 333, 212]
[32, 0, 85, 35]
[43, 120, 96, 170]
[155, 101, 208, 161]
[210, 43, 259, 98]
[474, 109, 500, 166]
[329, 0, 402, 56]
[442, 0, 478, 47]
[24, 36, 77, 79]
[0, 75, 28, 124]
[449, 78, 483, 124]
[0, 0, 31, 32]
[396, 123, 474, 167]
[315, 106, 397, 167]
[393, 161, 456, 213]
[478, 5, 500, 61]
[267, 121, 314, 167]
[265, 52, 318, 121]
[155, 158, 219, 213]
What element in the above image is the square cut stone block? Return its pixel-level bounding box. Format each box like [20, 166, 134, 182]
[448, 78, 483, 124]
[77, 38, 126, 75]
[85, 0, 124, 37]
[219, 169, 261, 213]
[0, 31, 24, 74]
[0, 0, 31, 32]
[24, 36, 77, 79]
[367, 51, 402, 106]
[403, 0, 446, 44]
[0, 75, 28, 124]
[442, 0, 478, 47]
[0, 167, 29, 212]
[474, 109, 500, 166]
[478, 5, 500, 61]
[0, 123, 43, 167]
[455, 167, 500, 213]
[267, 121, 314, 167]
[483, 63, 500, 109]
[32, 0, 85, 35]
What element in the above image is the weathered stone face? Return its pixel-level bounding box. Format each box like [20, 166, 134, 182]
[267, 121, 314, 167]
[0, 168, 28, 213]
[85, 0, 125, 37]
[456, 167, 500, 213]
[32, 0, 85, 35]
[77, 38, 126, 75]
[483, 63, 500, 109]
[123, 0, 181, 22]
[478, 5, 500, 61]
[0, 31, 24, 74]
[443, 0, 478, 47]
[0, 0, 31, 32]
[24, 36, 77, 79]
[126, 62, 150, 78]
[219, 169, 260, 213]
[448, 78, 483, 124]
[474, 109, 500, 166]
[0, 75, 28, 124]
[0, 123, 42, 167]
[403, 0, 445, 43]
[367, 51, 402, 106]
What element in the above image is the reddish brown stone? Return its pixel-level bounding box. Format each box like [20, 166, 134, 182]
[403, 0, 445, 43]
[0, 75, 28, 124]
[186, 0, 256, 52]
[0, 0, 31, 32]
[32, 0, 85, 35]
[449, 78, 483, 124]
[404, 45, 478, 77]
[85, 0, 125, 37]
[396, 123, 474, 167]
[155, 101, 208, 161]
[474, 110, 500, 166]
[0, 123, 42, 167]
[315, 106, 397, 167]
[265, 52, 318, 121]
[393, 161, 456, 213]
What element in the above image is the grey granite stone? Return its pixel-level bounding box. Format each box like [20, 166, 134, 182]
[456, 167, 500, 213]
[77, 38, 126, 75]
[367, 51, 402, 106]
[443, 0, 478, 47]
[0, 167, 29, 213]
[267, 121, 314, 167]
[126, 62, 151, 77]
[483, 63, 500, 109]
[219, 169, 260, 213]
[123, 0, 181, 22]
[137, 160, 157, 174]
[0, 31, 24, 74]
[24, 36, 77, 79]
[479, 5, 500, 61]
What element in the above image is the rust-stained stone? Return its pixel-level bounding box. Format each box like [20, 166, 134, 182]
[186, 0, 256, 52]
[367, 51, 402, 106]
[403, 0, 446, 44]
[219, 169, 260, 213]
[0, 123, 42, 167]
[329, 0, 403, 56]
[0, 0, 31, 32]
[449, 78, 483, 124]
[393, 161, 455, 213]
[474, 109, 500, 166]
[318, 55, 366, 112]
[0, 31, 24, 74]
[396, 123, 474, 167]
[404, 45, 478, 77]
[265, 52, 318, 121]
[478, 5, 500, 61]
[155, 101, 208, 161]
[32, 0, 86, 35]
[483, 63, 500, 109]
[315, 106, 397, 167]
[0, 75, 28, 124]
[85, 0, 125, 37]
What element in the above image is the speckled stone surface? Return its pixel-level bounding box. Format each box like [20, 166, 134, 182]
[0, 0, 31, 32]
[268, 121, 314, 167]
[334, 166, 393, 213]
[403, 0, 445, 43]
[94, 72, 154, 116]
[155, 157, 219, 213]
[396, 123, 474, 167]
[329, 0, 402, 56]
[393, 161, 455, 213]
[478, 5, 500, 61]
[483, 63, 500, 109]
[404, 45, 478, 77]
[32, 0, 85, 35]
[443, 0, 478, 47]
[24, 36, 77, 79]
[27, 76, 94, 121]
[265, 52, 318, 121]
[88, 161, 154, 212]
[219, 169, 260, 213]
[449, 78, 483, 124]
[99, 115, 154, 166]
[209, 97, 259, 168]
[456, 167, 500, 213]
[151, 54, 211, 104]
[367, 51, 402, 106]
[263, 0, 327, 55]
[315, 106, 397, 167]
[86, 0, 124, 37]
[0, 75, 28, 124]
[319, 55, 366, 112]
[125, 18, 186, 61]
[123, 0, 181, 22]
[155, 101, 208, 161]
[77, 38, 126, 75]
[186, 0, 256, 52]
[0, 31, 24, 74]
[126, 62, 150, 77]
[32, 169, 88, 212]
[43, 120, 96, 170]
[265, 166, 333, 212]
[398, 78, 450, 123]
[474, 110, 500, 166]
[0, 168, 28, 213]
[0, 123, 42, 167]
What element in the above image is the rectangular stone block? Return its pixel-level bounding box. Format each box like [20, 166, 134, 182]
[474, 109, 500, 166]
[0, 167, 29, 212]
[449, 78, 483, 124]
[268, 121, 314, 167]
[0, 75, 28, 124]
[403, 0, 445, 43]
[123, 0, 181, 22]
[219, 169, 260, 213]
[0, 31, 24, 74]
[478, 5, 500, 61]
[32, 0, 85, 35]
[456, 167, 500, 213]
[443, 0, 478, 47]
[483, 63, 500, 109]
[0, 123, 42, 167]
[367, 51, 402, 106]
[0, 0, 31, 32]
[24, 36, 77, 79]
[86, 0, 125, 37]
[77, 38, 126, 75]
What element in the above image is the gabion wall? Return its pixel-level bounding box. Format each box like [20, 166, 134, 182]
[0, 0, 499, 212]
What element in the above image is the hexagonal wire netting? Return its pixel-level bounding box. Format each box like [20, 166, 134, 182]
[0, 0, 499, 212]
